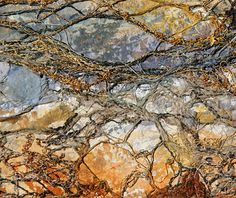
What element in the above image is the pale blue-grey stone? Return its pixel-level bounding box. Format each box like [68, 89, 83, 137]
[0, 27, 25, 42]
[55, 18, 159, 63]
[1, 65, 44, 105]
[0, 62, 10, 82]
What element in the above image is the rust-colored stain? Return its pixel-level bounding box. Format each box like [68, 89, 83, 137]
[149, 170, 209, 198]
[24, 181, 44, 194]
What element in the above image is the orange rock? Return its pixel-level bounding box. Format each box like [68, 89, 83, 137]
[77, 163, 95, 185]
[123, 178, 153, 197]
[152, 146, 178, 188]
[0, 103, 74, 131]
[46, 167, 68, 181]
[24, 181, 44, 194]
[42, 181, 65, 196]
[83, 143, 138, 194]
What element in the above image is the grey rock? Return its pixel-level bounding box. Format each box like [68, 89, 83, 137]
[127, 121, 161, 152]
[55, 18, 159, 63]
[135, 84, 151, 99]
[0, 27, 25, 42]
[1, 65, 44, 105]
[0, 62, 10, 82]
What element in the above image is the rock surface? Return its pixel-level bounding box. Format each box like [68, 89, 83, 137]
[0, 0, 235, 197]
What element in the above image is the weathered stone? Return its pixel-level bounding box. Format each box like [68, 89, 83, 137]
[56, 18, 158, 63]
[83, 143, 138, 194]
[0, 62, 10, 82]
[199, 123, 236, 148]
[0, 102, 74, 131]
[102, 121, 134, 140]
[127, 121, 161, 152]
[146, 92, 185, 114]
[0, 0, 235, 197]
[1, 65, 44, 105]
[152, 146, 179, 188]
[123, 178, 153, 198]
[192, 103, 216, 124]
[5, 134, 28, 153]
[0, 27, 25, 42]
[53, 147, 79, 161]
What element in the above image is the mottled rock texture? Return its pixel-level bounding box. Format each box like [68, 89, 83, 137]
[0, 0, 235, 197]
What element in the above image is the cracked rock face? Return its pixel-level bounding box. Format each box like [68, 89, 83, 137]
[0, 0, 235, 197]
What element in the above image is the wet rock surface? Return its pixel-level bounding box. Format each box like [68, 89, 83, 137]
[0, 0, 235, 197]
